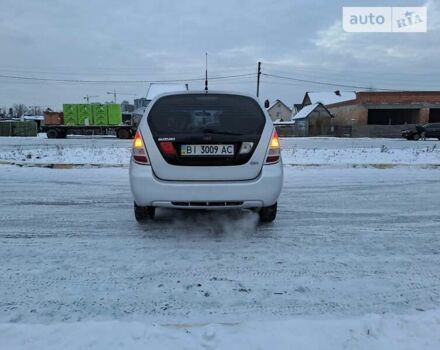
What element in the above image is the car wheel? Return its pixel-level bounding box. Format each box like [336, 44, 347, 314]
[117, 128, 132, 139]
[412, 133, 420, 141]
[46, 129, 59, 139]
[134, 202, 155, 222]
[259, 202, 277, 223]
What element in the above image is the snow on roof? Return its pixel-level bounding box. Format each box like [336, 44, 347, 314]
[267, 99, 292, 111]
[146, 83, 189, 100]
[23, 115, 44, 121]
[273, 120, 295, 125]
[292, 103, 319, 120]
[306, 91, 356, 106]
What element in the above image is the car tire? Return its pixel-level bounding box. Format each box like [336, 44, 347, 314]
[46, 129, 59, 139]
[117, 128, 132, 139]
[259, 202, 277, 223]
[134, 202, 155, 222]
[412, 133, 420, 141]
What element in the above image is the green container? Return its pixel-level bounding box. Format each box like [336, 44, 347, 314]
[63, 104, 78, 125]
[78, 104, 93, 125]
[107, 104, 122, 125]
[14, 121, 37, 136]
[0, 121, 37, 136]
[92, 104, 108, 125]
[0, 122, 12, 136]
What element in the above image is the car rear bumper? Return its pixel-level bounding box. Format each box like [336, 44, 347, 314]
[129, 161, 283, 208]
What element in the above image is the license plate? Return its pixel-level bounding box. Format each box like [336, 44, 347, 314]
[181, 144, 234, 156]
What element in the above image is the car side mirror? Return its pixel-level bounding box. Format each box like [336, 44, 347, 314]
[264, 100, 270, 109]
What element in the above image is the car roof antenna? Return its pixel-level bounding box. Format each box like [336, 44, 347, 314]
[205, 52, 208, 93]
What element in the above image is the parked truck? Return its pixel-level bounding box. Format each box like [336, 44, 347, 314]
[42, 103, 136, 139]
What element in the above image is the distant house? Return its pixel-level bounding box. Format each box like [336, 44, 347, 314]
[267, 99, 292, 122]
[292, 103, 333, 136]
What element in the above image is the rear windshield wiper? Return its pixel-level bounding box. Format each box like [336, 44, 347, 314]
[202, 128, 243, 136]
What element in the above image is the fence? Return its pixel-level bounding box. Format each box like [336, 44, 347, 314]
[275, 123, 411, 138]
[0, 121, 38, 137]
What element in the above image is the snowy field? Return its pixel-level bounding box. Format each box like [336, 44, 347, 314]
[0, 136, 439, 166]
[1, 156, 440, 348]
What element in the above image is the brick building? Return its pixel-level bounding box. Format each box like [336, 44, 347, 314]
[317, 91, 440, 137]
[328, 91, 440, 124]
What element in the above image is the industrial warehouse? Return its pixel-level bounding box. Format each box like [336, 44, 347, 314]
[273, 90, 440, 138]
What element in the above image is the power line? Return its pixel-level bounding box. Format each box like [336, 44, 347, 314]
[261, 73, 398, 91]
[0, 62, 255, 73]
[0, 73, 256, 84]
[0, 67, 257, 77]
[262, 61, 440, 78]
[263, 68, 440, 85]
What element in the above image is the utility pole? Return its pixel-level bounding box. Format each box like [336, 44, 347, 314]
[83, 95, 99, 103]
[205, 52, 208, 92]
[256, 61, 261, 98]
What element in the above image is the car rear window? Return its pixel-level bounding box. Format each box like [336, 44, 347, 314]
[147, 94, 266, 135]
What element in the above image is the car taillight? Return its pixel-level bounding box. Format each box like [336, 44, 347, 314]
[265, 130, 281, 164]
[159, 141, 177, 156]
[132, 131, 150, 165]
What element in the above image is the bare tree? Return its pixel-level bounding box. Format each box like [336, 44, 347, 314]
[28, 106, 43, 115]
[13, 104, 28, 117]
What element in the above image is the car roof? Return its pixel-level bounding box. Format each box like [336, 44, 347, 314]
[149, 90, 261, 103]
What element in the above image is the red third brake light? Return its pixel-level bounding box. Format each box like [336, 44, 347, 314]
[132, 131, 150, 165]
[159, 141, 177, 156]
[265, 130, 281, 164]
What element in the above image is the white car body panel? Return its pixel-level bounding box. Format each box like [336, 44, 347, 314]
[129, 91, 283, 210]
[130, 161, 283, 208]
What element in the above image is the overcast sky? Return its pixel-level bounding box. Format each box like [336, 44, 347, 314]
[0, 0, 439, 109]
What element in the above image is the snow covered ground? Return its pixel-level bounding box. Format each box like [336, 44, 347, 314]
[0, 136, 439, 166]
[2, 310, 440, 350]
[0, 136, 130, 165]
[1, 162, 440, 348]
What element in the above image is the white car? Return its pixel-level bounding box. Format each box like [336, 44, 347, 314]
[129, 91, 283, 223]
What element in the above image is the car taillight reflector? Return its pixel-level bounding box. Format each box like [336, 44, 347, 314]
[159, 141, 177, 156]
[270, 132, 280, 148]
[265, 130, 281, 164]
[132, 131, 150, 165]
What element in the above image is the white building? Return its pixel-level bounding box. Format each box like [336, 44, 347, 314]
[267, 99, 292, 122]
